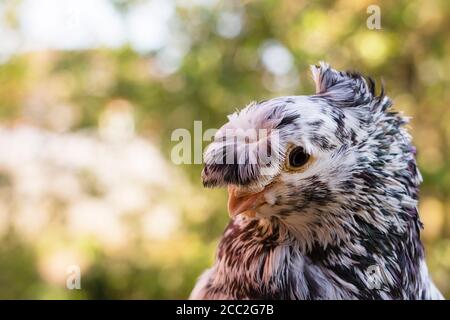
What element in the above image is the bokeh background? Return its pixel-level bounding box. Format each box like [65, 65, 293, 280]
[0, 0, 449, 299]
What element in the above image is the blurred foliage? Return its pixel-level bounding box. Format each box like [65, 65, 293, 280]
[0, 0, 449, 299]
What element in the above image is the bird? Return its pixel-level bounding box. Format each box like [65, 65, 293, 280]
[190, 62, 443, 300]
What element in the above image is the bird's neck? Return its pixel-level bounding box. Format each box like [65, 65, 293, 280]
[213, 217, 300, 299]
[211, 214, 427, 299]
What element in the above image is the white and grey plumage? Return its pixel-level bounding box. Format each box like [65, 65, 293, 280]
[190, 63, 443, 300]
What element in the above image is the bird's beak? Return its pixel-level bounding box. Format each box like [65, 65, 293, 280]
[227, 185, 265, 218]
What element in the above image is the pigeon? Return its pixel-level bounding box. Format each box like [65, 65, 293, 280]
[190, 63, 443, 300]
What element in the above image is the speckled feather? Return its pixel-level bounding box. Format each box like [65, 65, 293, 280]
[191, 63, 443, 300]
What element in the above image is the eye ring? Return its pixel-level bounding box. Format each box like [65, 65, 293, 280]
[285, 145, 311, 171]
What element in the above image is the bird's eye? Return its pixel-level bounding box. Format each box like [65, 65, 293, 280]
[286, 146, 310, 170]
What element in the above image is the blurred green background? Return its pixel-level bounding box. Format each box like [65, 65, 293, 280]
[0, 0, 449, 299]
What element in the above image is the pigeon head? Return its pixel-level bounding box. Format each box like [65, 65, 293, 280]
[201, 62, 420, 249]
[192, 63, 442, 300]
